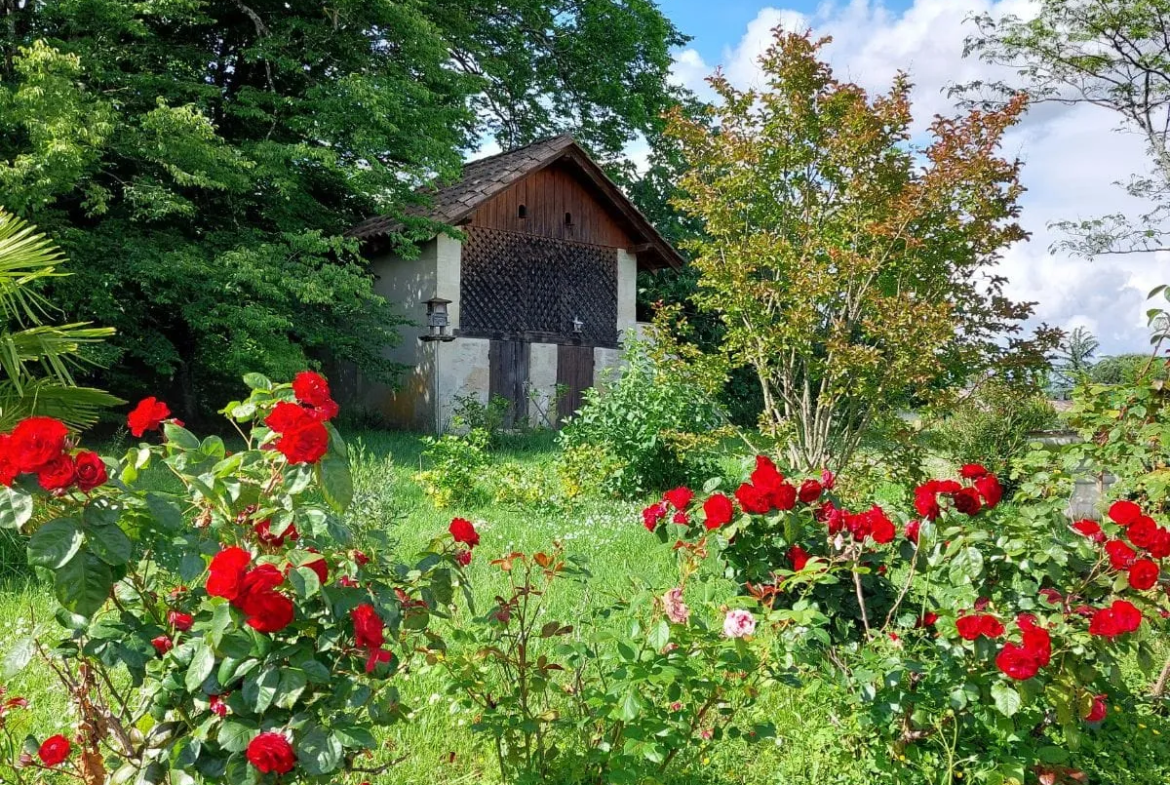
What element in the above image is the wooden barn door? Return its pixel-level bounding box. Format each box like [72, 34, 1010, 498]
[556, 345, 594, 424]
[489, 339, 529, 428]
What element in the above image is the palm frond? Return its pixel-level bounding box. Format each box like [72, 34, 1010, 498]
[0, 379, 124, 431]
[0, 323, 117, 395]
[0, 209, 67, 326]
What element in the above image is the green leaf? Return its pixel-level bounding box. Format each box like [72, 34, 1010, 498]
[288, 566, 321, 599]
[27, 517, 83, 568]
[648, 619, 670, 651]
[53, 550, 113, 617]
[85, 521, 133, 566]
[223, 752, 258, 785]
[145, 493, 184, 531]
[334, 726, 377, 750]
[617, 688, 645, 722]
[317, 451, 352, 513]
[297, 727, 343, 776]
[991, 682, 1022, 718]
[217, 719, 258, 754]
[163, 422, 201, 450]
[0, 485, 34, 529]
[273, 669, 308, 710]
[186, 642, 215, 693]
[242, 667, 280, 713]
[242, 373, 271, 391]
[2, 636, 35, 678]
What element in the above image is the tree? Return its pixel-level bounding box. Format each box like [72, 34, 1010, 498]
[962, 0, 1170, 257]
[1051, 325, 1100, 398]
[0, 209, 119, 429]
[0, 1, 684, 417]
[665, 31, 1057, 472]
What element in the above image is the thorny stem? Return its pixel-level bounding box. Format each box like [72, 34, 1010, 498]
[852, 559, 872, 639]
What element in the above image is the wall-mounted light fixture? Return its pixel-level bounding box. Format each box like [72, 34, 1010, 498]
[421, 297, 456, 343]
[572, 316, 584, 334]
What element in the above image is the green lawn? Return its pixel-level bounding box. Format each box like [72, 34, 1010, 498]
[1, 431, 868, 784]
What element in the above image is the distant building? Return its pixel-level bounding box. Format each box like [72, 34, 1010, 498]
[345, 135, 683, 431]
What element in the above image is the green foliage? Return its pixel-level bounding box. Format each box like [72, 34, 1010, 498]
[0, 2, 685, 415]
[665, 31, 1057, 471]
[929, 380, 1059, 486]
[451, 393, 513, 445]
[0, 210, 120, 429]
[415, 428, 492, 509]
[558, 339, 728, 497]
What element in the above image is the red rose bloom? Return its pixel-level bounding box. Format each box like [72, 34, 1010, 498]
[960, 463, 990, 479]
[916, 612, 939, 629]
[305, 557, 328, 585]
[73, 451, 107, 492]
[980, 615, 1006, 638]
[996, 644, 1041, 680]
[292, 371, 339, 421]
[449, 517, 480, 547]
[127, 398, 172, 438]
[246, 732, 296, 774]
[1039, 588, 1063, 605]
[209, 694, 229, 718]
[1108, 500, 1143, 526]
[1128, 558, 1159, 591]
[642, 502, 666, 532]
[734, 482, 772, 514]
[37, 734, 72, 767]
[237, 564, 285, 608]
[1084, 694, 1107, 723]
[769, 481, 797, 511]
[265, 401, 310, 433]
[352, 604, 385, 650]
[1127, 516, 1158, 549]
[952, 486, 982, 516]
[750, 455, 783, 489]
[168, 610, 194, 631]
[254, 519, 298, 547]
[241, 589, 294, 634]
[672, 511, 689, 526]
[275, 421, 329, 465]
[702, 493, 734, 530]
[206, 547, 252, 602]
[904, 519, 921, 544]
[365, 647, 393, 673]
[798, 479, 823, 504]
[1072, 519, 1105, 543]
[974, 474, 1002, 508]
[11, 416, 69, 473]
[787, 544, 810, 572]
[151, 635, 173, 656]
[1105, 539, 1137, 571]
[956, 613, 1004, 641]
[36, 453, 76, 492]
[1089, 600, 1143, 638]
[663, 486, 694, 510]
[914, 482, 941, 521]
[1149, 527, 1170, 559]
[456, 548, 472, 566]
[0, 435, 17, 486]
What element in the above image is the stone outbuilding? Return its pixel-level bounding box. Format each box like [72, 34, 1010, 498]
[345, 135, 684, 431]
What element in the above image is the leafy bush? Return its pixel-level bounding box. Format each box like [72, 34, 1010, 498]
[0, 373, 468, 783]
[641, 456, 1169, 783]
[414, 428, 491, 508]
[558, 339, 728, 497]
[930, 380, 1058, 484]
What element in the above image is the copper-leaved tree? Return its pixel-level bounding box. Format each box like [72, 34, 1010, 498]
[666, 30, 1058, 471]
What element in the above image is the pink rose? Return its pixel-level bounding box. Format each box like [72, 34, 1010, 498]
[722, 609, 756, 638]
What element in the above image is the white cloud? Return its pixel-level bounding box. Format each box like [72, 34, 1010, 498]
[671, 0, 1167, 355]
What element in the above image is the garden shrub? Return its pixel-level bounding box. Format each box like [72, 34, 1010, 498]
[557, 339, 728, 497]
[641, 455, 1170, 783]
[0, 372, 470, 783]
[414, 427, 491, 508]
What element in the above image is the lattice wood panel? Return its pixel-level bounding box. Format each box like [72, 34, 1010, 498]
[460, 227, 618, 347]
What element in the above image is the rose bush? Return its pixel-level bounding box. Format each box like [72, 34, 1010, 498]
[643, 458, 1170, 783]
[0, 372, 467, 784]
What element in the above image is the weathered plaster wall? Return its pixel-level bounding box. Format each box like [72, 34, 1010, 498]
[527, 342, 559, 427]
[435, 337, 491, 430]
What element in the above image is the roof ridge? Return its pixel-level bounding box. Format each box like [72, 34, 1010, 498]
[460, 133, 575, 171]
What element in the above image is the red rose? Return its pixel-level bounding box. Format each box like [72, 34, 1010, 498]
[456, 548, 472, 566]
[642, 502, 667, 532]
[663, 486, 694, 510]
[237, 564, 285, 609]
[1127, 516, 1158, 549]
[11, 416, 69, 473]
[1149, 527, 1170, 559]
[352, 550, 370, 567]
[768, 482, 797, 512]
[914, 482, 941, 521]
[127, 398, 171, 438]
[702, 493, 734, 530]
[168, 610, 194, 631]
[1071, 519, 1105, 543]
[1108, 500, 1142, 526]
[1128, 558, 1159, 591]
[151, 635, 173, 656]
[1105, 539, 1137, 571]
[305, 557, 328, 585]
[1089, 599, 1143, 638]
[73, 451, 107, 493]
[449, 517, 480, 547]
[206, 547, 252, 602]
[265, 401, 311, 433]
[241, 589, 294, 634]
[352, 603, 384, 650]
[254, 519, 298, 547]
[979, 615, 1006, 638]
[0, 435, 17, 486]
[820, 470, 835, 490]
[292, 371, 339, 421]
[37, 734, 72, 767]
[1039, 588, 1063, 605]
[734, 482, 772, 515]
[750, 455, 783, 488]
[798, 479, 823, 504]
[209, 694, 229, 718]
[916, 612, 939, 629]
[246, 732, 296, 774]
[960, 463, 989, 479]
[787, 544, 810, 572]
[365, 647, 393, 674]
[860, 505, 895, 544]
[904, 519, 921, 544]
[275, 421, 329, 465]
[974, 475, 1002, 508]
[1084, 694, 1107, 723]
[996, 643, 1041, 680]
[36, 453, 76, 492]
[951, 487, 982, 516]
[956, 614, 983, 640]
[672, 511, 689, 526]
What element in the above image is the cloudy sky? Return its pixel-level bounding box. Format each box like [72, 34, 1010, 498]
[659, 0, 1168, 356]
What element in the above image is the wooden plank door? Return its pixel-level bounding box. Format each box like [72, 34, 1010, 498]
[489, 339, 529, 428]
[556, 345, 595, 424]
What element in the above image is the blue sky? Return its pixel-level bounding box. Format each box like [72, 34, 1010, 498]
[650, 0, 1166, 358]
